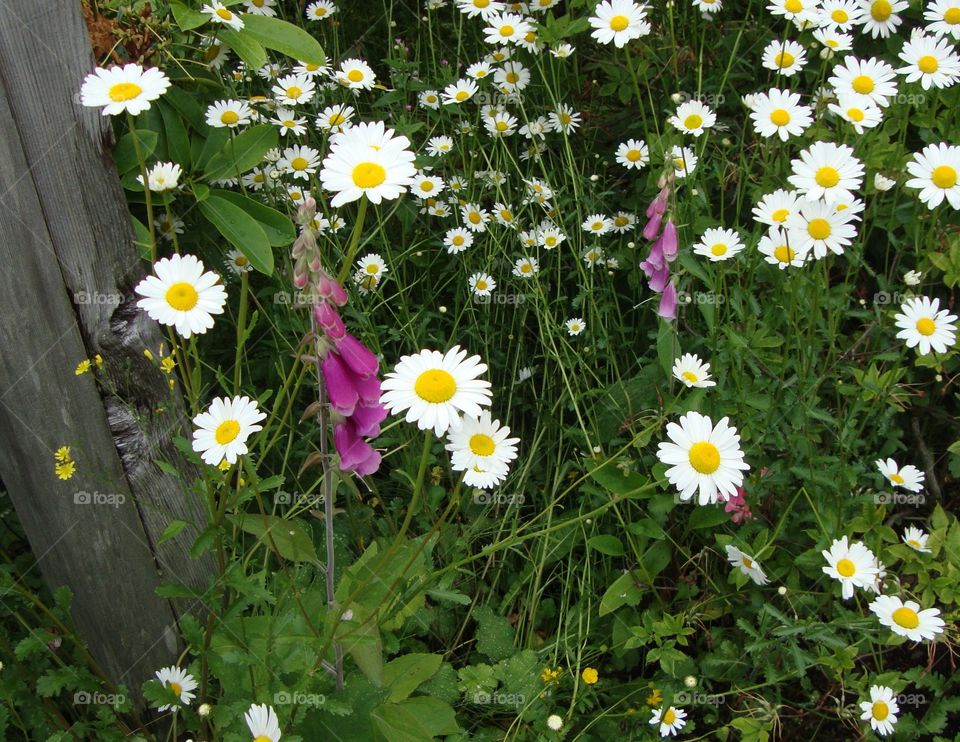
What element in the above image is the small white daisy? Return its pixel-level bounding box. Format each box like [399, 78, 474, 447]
[894, 296, 958, 355]
[672, 353, 717, 387]
[192, 396, 267, 466]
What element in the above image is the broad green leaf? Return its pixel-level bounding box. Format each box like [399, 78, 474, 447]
[657, 321, 677, 379]
[203, 124, 278, 181]
[240, 14, 326, 65]
[212, 189, 295, 247]
[113, 129, 158, 174]
[383, 654, 442, 703]
[226, 513, 318, 562]
[641, 540, 672, 580]
[131, 215, 152, 259]
[158, 100, 191, 168]
[169, 0, 209, 30]
[588, 535, 625, 556]
[687, 505, 730, 530]
[599, 571, 643, 616]
[199, 195, 274, 275]
[588, 461, 652, 499]
[157, 519, 190, 546]
[218, 28, 267, 70]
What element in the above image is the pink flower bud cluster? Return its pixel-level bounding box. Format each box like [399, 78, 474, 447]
[639, 180, 679, 321]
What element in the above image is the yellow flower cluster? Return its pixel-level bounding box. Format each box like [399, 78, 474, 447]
[54, 446, 76, 480]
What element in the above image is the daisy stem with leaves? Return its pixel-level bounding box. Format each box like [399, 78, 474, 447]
[126, 112, 157, 262]
[337, 196, 368, 285]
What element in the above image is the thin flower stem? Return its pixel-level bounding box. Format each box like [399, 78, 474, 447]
[127, 112, 157, 262]
[337, 196, 369, 285]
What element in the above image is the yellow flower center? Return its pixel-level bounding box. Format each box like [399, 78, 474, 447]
[235, 256, 249, 266]
[216, 8, 234, 20]
[770, 108, 791, 126]
[873, 701, 889, 721]
[871, 0, 892, 21]
[286, 85, 303, 99]
[743, 556, 754, 568]
[674, 158, 686, 170]
[852, 75, 874, 93]
[291, 156, 309, 171]
[254, 737, 273, 742]
[475, 0, 490, 6]
[108, 82, 142, 102]
[469, 212, 482, 224]
[832, 9, 848, 22]
[165, 282, 199, 311]
[500, 24, 515, 36]
[215, 419, 241, 445]
[773, 245, 795, 263]
[414, 369, 457, 403]
[807, 218, 831, 240]
[918, 55, 939, 73]
[496, 120, 509, 131]
[500, 209, 513, 220]
[785, 0, 802, 11]
[524, 31, 537, 43]
[220, 110, 240, 125]
[663, 708, 677, 725]
[314, 6, 327, 15]
[452, 236, 465, 246]
[892, 606, 920, 629]
[815, 166, 840, 188]
[455, 90, 469, 101]
[775, 51, 795, 68]
[945, 7, 960, 23]
[681, 371, 699, 383]
[684, 114, 703, 130]
[626, 148, 642, 161]
[365, 264, 379, 275]
[520, 263, 532, 273]
[710, 243, 727, 256]
[890, 472, 905, 483]
[610, 15, 630, 31]
[352, 162, 386, 188]
[559, 113, 572, 124]
[827, 39, 839, 48]
[505, 72, 520, 84]
[932, 165, 957, 189]
[688, 441, 721, 474]
[469, 433, 496, 456]
[836, 558, 856, 577]
[282, 120, 297, 128]
[476, 280, 487, 290]
[614, 215, 628, 226]
[771, 207, 789, 222]
[847, 107, 865, 122]
[420, 181, 435, 192]
[347, 69, 364, 82]
[915, 317, 936, 336]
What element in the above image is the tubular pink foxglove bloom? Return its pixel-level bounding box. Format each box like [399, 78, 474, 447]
[648, 263, 670, 293]
[337, 333, 379, 378]
[315, 301, 346, 340]
[317, 271, 348, 306]
[335, 422, 382, 475]
[658, 220, 678, 261]
[642, 211, 662, 241]
[640, 242, 665, 278]
[322, 352, 359, 416]
[657, 282, 678, 321]
[646, 186, 670, 217]
[351, 400, 388, 438]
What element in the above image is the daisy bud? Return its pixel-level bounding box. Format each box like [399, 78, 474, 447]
[684, 676, 697, 688]
[642, 212, 663, 241]
[874, 173, 896, 192]
[314, 301, 346, 340]
[316, 271, 348, 306]
[321, 353, 358, 416]
[657, 282, 678, 321]
[336, 333, 380, 378]
[778, 586, 787, 595]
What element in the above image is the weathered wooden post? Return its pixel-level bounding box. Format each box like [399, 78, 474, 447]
[0, 0, 213, 703]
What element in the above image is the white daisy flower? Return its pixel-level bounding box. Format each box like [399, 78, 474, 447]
[486, 111, 519, 137]
[461, 203, 490, 232]
[279, 144, 322, 181]
[859, 685, 899, 737]
[611, 211, 636, 232]
[616, 138, 650, 169]
[137, 162, 182, 193]
[753, 189, 801, 227]
[828, 97, 883, 134]
[874, 172, 896, 191]
[457, 0, 506, 19]
[483, 12, 533, 45]
[694, 0, 724, 13]
[902, 525, 932, 553]
[444, 227, 475, 254]
[380, 346, 493, 436]
[337, 58, 376, 90]
[905, 143, 960, 210]
[788, 141, 864, 203]
[192, 396, 267, 466]
[749, 88, 813, 141]
[244, 703, 281, 742]
[565, 317, 586, 335]
[271, 108, 307, 137]
[924, 0, 960, 40]
[758, 226, 808, 268]
[205, 99, 254, 128]
[271, 73, 315, 105]
[202, 1, 244, 30]
[548, 104, 581, 134]
[818, 0, 859, 29]
[828, 55, 899, 107]
[589, 0, 650, 48]
[469, 272, 496, 296]
[725, 545, 770, 585]
[316, 104, 355, 133]
[897, 32, 960, 90]
[537, 224, 566, 249]
[869, 594, 946, 641]
[293, 60, 329, 77]
[761, 40, 807, 76]
[154, 666, 198, 711]
[244, 0, 278, 13]
[445, 410, 519, 479]
[670, 145, 698, 178]
[411, 173, 446, 200]
[876, 457, 925, 492]
[225, 250, 253, 275]
[551, 42, 576, 58]
[669, 100, 716, 137]
[319, 121, 416, 207]
[442, 78, 480, 105]
[894, 295, 958, 355]
[672, 353, 717, 387]
[786, 200, 858, 258]
[693, 227, 745, 262]
[649, 706, 687, 738]
[419, 90, 441, 109]
[356, 254, 388, 283]
[582, 213, 613, 235]
[513, 257, 540, 278]
[80, 63, 170, 116]
[813, 28, 855, 53]
[134, 254, 227, 338]
[657, 411, 750, 505]
[858, 0, 907, 38]
[157, 212, 184, 240]
[494, 61, 531, 92]
[466, 60, 494, 80]
[822, 536, 879, 599]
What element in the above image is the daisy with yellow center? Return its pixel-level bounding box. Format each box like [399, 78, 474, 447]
[649, 705, 687, 737]
[565, 317, 586, 336]
[669, 100, 716, 137]
[787, 141, 864, 204]
[513, 257, 539, 278]
[822, 536, 879, 600]
[869, 594, 945, 642]
[192, 395, 266, 467]
[483, 12, 533, 45]
[616, 138, 649, 169]
[875, 457, 925, 492]
[894, 295, 958, 355]
[725, 545, 770, 585]
[657, 411, 750, 505]
[860, 0, 908, 38]
[319, 121, 416, 207]
[924, 0, 960, 40]
[589, 0, 650, 47]
[859, 685, 899, 737]
[380, 347, 493, 436]
[337, 59, 376, 90]
[469, 271, 496, 297]
[761, 40, 807, 77]
[828, 55, 899, 108]
[693, 226, 746, 262]
[445, 410, 519, 488]
[758, 226, 807, 268]
[905, 143, 960, 210]
[785, 200, 859, 259]
[244, 703, 282, 742]
[672, 353, 717, 388]
[902, 526, 932, 553]
[154, 666, 197, 712]
[201, 2, 244, 30]
[134, 254, 227, 339]
[897, 32, 960, 90]
[205, 99, 254, 129]
[79, 63, 170, 117]
[750, 88, 813, 141]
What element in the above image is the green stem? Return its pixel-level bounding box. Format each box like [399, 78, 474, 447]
[127, 112, 157, 262]
[396, 429, 433, 542]
[337, 196, 369, 285]
[234, 269, 250, 394]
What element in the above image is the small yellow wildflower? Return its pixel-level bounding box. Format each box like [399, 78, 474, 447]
[160, 357, 176, 374]
[541, 666, 562, 684]
[54, 446, 71, 463]
[74, 360, 91, 375]
[94, 354, 104, 368]
[646, 688, 663, 706]
[218, 459, 232, 471]
[143, 349, 155, 361]
[56, 461, 76, 480]
[581, 667, 599, 685]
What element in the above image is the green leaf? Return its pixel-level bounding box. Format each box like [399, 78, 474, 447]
[198, 195, 274, 275]
[203, 124, 278, 181]
[113, 129, 158, 174]
[384, 654, 443, 703]
[588, 535, 625, 556]
[239, 14, 326, 65]
[640, 540, 672, 580]
[687, 505, 730, 530]
[226, 513, 318, 563]
[425, 588, 472, 605]
[474, 606, 515, 662]
[211, 189, 295, 247]
[657, 322, 678, 379]
[131, 215, 152, 259]
[169, 0, 210, 30]
[158, 100, 191, 168]
[218, 28, 267, 69]
[588, 461, 652, 499]
[157, 519, 190, 546]
[599, 571, 643, 616]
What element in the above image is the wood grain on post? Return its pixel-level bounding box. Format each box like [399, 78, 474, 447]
[0, 1, 213, 703]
